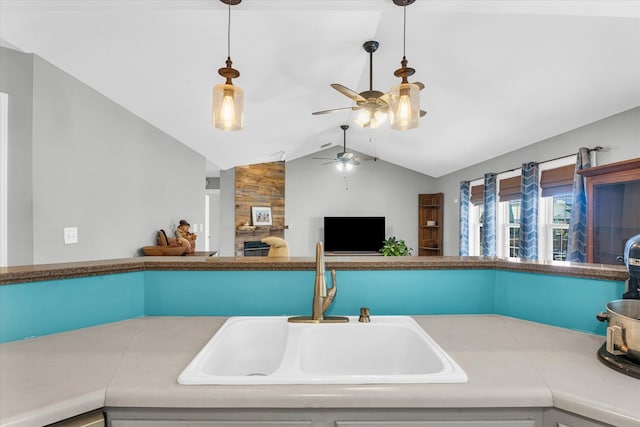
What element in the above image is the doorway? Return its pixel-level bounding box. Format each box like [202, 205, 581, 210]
[0, 93, 8, 267]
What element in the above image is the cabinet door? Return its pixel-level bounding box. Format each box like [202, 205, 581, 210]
[112, 422, 311, 427]
[337, 421, 535, 427]
[581, 158, 640, 264]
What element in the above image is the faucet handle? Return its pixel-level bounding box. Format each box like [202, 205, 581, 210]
[359, 307, 371, 323]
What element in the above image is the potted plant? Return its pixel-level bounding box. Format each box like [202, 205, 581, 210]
[380, 236, 412, 256]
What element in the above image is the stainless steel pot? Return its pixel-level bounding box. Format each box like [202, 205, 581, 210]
[597, 299, 640, 362]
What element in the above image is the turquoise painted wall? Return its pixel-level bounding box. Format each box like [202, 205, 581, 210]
[144, 270, 496, 317]
[0, 268, 624, 343]
[494, 270, 625, 335]
[0, 272, 145, 342]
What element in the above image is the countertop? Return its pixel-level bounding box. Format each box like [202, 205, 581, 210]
[0, 256, 629, 285]
[1, 315, 639, 427]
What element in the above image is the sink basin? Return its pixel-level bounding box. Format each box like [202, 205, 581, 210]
[178, 316, 467, 385]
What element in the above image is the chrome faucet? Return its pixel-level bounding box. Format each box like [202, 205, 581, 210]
[288, 241, 348, 323]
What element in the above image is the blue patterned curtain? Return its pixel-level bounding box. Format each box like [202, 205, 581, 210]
[459, 181, 470, 256]
[482, 173, 497, 256]
[519, 162, 539, 259]
[567, 148, 592, 262]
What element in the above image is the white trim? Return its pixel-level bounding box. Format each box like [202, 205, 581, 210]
[204, 194, 210, 252]
[0, 93, 8, 267]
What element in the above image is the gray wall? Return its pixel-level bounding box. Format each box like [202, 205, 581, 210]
[435, 107, 640, 256]
[0, 47, 34, 266]
[218, 167, 236, 256]
[2, 47, 206, 265]
[285, 147, 436, 257]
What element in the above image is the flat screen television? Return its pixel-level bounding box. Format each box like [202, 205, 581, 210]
[323, 216, 385, 253]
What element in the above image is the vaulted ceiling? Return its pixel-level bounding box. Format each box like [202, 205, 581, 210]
[1, 0, 639, 177]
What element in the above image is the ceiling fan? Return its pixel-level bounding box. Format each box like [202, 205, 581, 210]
[312, 40, 427, 128]
[312, 41, 391, 129]
[313, 125, 378, 172]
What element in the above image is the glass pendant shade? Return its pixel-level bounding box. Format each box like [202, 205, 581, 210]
[336, 162, 344, 172]
[213, 83, 243, 131]
[389, 82, 420, 130]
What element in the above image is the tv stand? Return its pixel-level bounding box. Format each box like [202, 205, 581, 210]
[325, 251, 383, 256]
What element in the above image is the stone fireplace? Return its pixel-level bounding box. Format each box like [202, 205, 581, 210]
[234, 161, 285, 256]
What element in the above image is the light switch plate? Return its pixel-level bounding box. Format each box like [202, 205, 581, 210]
[64, 227, 78, 244]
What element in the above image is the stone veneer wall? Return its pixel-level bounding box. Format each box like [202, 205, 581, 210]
[234, 161, 285, 255]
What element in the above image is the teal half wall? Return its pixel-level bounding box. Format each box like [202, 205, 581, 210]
[0, 269, 625, 343]
[0, 272, 145, 343]
[494, 270, 624, 335]
[143, 270, 496, 317]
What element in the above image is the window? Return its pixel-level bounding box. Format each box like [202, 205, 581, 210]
[538, 157, 576, 261]
[546, 193, 572, 260]
[468, 179, 484, 255]
[501, 199, 521, 257]
[496, 171, 522, 258]
[469, 204, 484, 256]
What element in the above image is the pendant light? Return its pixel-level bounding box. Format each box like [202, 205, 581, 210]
[389, 0, 420, 131]
[212, 0, 243, 131]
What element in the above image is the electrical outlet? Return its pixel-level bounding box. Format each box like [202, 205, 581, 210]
[64, 227, 78, 244]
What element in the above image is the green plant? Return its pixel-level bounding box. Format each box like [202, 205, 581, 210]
[380, 236, 412, 256]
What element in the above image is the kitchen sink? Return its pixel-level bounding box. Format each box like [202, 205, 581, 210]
[178, 316, 467, 385]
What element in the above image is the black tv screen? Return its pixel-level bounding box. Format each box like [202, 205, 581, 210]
[323, 216, 385, 253]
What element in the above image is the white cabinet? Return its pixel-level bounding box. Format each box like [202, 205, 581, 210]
[337, 422, 535, 427]
[543, 409, 612, 427]
[106, 408, 543, 427]
[112, 423, 311, 427]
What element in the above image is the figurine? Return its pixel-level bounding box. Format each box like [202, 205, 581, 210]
[175, 219, 197, 254]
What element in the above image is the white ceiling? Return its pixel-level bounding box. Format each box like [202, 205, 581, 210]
[1, 0, 639, 177]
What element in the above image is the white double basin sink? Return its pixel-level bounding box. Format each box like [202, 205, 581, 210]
[178, 316, 467, 385]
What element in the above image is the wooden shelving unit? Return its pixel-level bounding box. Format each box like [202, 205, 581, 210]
[418, 193, 444, 256]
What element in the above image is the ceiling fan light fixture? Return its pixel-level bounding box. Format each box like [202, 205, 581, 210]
[373, 109, 388, 125]
[213, 0, 243, 131]
[336, 160, 354, 172]
[355, 103, 388, 129]
[355, 110, 371, 128]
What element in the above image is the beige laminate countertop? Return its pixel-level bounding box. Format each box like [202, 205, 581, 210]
[0, 315, 638, 427]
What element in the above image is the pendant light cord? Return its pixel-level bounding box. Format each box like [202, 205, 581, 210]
[227, 1, 231, 58]
[403, 4, 407, 58]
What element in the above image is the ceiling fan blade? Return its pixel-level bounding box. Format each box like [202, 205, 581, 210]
[312, 106, 361, 115]
[331, 84, 367, 103]
[355, 156, 378, 162]
[420, 110, 427, 117]
[414, 82, 425, 90]
[312, 157, 336, 160]
[321, 160, 337, 166]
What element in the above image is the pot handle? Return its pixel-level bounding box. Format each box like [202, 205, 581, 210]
[596, 312, 609, 322]
[606, 325, 628, 356]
